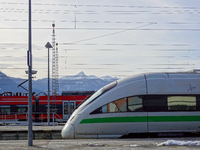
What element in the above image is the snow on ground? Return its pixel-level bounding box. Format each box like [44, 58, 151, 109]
[157, 140, 200, 146]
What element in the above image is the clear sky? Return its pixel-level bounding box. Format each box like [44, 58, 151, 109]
[1, 0, 200, 79]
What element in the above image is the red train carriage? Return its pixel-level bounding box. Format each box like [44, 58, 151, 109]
[0, 91, 94, 123]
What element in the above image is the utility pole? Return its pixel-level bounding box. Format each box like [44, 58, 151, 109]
[28, 0, 33, 146]
[45, 42, 53, 126]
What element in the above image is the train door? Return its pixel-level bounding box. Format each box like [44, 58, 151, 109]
[146, 95, 167, 133]
[63, 101, 76, 120]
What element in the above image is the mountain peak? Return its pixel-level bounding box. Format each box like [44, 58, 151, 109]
[0, 71, 5, 76]
[0, 71, 8, 80]
[77, 71, 86, 76]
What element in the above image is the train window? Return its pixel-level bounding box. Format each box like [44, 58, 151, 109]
[168, 96, 196, 111]
[91, 98, 127, 114]
[64, 103, 69, 115]
[16, 105, 28, 113]
[56, 104, 62, 114]
[63, 102, 75, 115]
[45, 105, 58, 113]
[0, 105, 10, 115]
[108, 98, 127, 113]
[108, 102, 120, 113]
[145, 95, 167, 112]
[128, 96, 143, 112]
[70, 102, 76, 113]
[90, 107, 102, 114]
[102, 105, 107, 113]
[197, 96, 200, 110]
[90, 95, 200, 114]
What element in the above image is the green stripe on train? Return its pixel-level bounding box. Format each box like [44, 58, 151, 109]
[79, 116, 200, 124]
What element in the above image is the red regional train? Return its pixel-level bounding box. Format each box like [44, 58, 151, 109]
[0, 91, 94, 124]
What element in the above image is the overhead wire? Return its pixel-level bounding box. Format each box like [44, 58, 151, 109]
[0, 2, 200, 10]
[1, 27, 200, 31]
[0, 1, 200, 77]
[63, 23, 157, 44]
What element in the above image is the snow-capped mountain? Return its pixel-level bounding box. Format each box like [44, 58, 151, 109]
[61, 71, 99, 80]
[101, 75, 119, 81]
[0, 72, 21, 94]
[59, 71, 119, 92]
[0, 71, 120, 95]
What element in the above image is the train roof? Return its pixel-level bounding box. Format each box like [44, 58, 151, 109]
[116, 70, 200, 96]
[119, 70, 200, 83]
[145, 71, 200, 79]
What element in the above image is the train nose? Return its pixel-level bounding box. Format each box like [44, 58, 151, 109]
[61, 123, 75, 139]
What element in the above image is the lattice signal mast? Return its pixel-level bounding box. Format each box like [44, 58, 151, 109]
[52, 23, 59, 114]
[55, 43, 59, 95]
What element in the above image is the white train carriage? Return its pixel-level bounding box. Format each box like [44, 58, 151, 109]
[62, 71, 200, 139]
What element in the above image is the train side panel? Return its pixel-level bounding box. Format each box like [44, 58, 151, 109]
[0, 94, 89, 122]
[148, 112, 200, 133]
[75, 112, 148, 138]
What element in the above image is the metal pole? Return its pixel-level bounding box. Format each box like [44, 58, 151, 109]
[28, 0, 33, 146]
[45, 42, 53, 126]
[48, 47, 50, 126]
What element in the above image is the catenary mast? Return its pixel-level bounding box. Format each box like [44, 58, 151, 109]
[52, 23, 59, 118]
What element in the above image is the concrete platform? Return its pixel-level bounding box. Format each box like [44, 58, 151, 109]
[0, 125, 63, 131]
[0, 138, 200, 150]
[0, 125, 63, 140]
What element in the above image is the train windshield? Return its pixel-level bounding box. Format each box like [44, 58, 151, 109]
[78, 81, 117, 109]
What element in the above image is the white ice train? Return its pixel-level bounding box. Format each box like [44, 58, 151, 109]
[61, 71, 200, 139]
